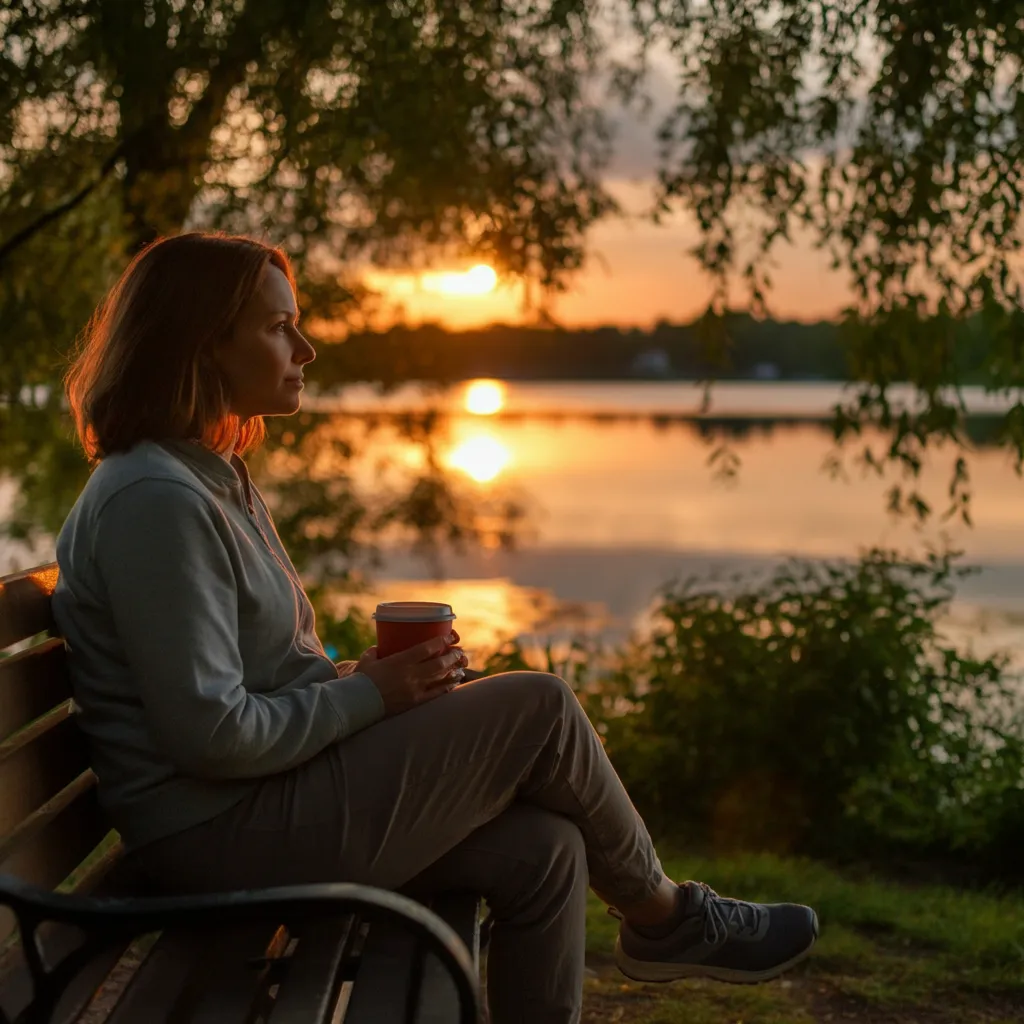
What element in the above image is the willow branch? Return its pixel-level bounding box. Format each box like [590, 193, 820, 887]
[0, 142, 125, 270]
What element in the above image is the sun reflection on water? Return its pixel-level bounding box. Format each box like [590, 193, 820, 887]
[328, 577, 611, 661]
[447, 434, 510, 483]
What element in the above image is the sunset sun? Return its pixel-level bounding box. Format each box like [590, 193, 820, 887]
[464, 379, 506, 415]
[423, 264, 498, 297]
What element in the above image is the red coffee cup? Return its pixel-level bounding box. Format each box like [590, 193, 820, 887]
[373, 601, 457, 659]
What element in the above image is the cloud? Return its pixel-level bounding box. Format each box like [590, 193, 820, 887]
[601, 59, 679, 180]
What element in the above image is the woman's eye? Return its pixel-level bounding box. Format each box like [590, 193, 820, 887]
[274, 322, 289, 332]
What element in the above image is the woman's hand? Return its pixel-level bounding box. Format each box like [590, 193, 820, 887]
[355, 630, 469, 717]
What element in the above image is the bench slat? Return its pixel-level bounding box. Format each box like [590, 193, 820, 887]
[100, 929, 201, 1024]
[0, 563, 59, 650]
[267, 917, 356, 1024]
[0, 770, 97, 871]
[0, 787, 110, 895]
[0, 638, 73, 741]
[0, 715, 104, 944]
[99, 923, 287, 1024]
[324, 894, 481, 1024]
[0, 927, 134, 1024]
[0, 710, 93, 844]
[63, 835, 129, 901]
[176, 922, 289, 1024]
[0, 783, 111, 944]
[59, 939, 153, 1024]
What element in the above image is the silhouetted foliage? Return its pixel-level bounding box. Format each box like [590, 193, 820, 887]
[310, 315, 849, 384]
[2, 0, 1023, 532]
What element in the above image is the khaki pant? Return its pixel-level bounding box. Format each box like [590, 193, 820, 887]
[133, 672, 664, 1023]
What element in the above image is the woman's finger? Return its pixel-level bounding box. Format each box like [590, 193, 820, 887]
[418, 649, 464, 684]
[421, 673, 456, 698]
[399, 634, 456, 664]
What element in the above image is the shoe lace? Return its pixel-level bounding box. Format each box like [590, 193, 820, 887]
[698, 882, 766, 944]
[606, 882, 765, 942]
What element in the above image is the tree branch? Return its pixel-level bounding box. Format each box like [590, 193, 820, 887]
[0, 143, 125, 270]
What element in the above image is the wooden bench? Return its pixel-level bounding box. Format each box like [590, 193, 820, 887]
[0, 562, 482, 1024]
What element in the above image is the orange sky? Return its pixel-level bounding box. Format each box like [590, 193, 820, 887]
[357, 40, 872, 332]
[362, 181, 854, 330]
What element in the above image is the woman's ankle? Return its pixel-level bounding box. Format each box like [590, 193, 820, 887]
[615, 876, 685, 929]
[628, 883, 699, 939]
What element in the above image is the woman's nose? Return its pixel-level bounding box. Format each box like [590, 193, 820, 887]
[294, 331, 316, 364]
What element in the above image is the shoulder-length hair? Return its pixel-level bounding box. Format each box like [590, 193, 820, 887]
[66, 232, 296, 462]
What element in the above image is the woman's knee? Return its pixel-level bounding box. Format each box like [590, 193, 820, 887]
[483, 669, 577, 711]
[455, 670, 588, 759]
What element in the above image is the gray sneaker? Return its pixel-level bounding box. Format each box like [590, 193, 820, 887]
[614, 881, 819, 984]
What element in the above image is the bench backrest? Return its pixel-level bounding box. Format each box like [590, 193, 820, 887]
[0, 562, 120, 942]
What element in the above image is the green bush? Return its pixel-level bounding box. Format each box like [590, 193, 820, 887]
[585, 549, 1024, 878]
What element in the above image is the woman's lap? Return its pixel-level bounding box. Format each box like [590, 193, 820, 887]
[134, 671, 584, 893]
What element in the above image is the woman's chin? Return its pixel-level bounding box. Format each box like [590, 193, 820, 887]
[282, 384, 305, 413]
[265, 395, 304, 417]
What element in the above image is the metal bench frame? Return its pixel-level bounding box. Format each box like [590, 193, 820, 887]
[0, 878, 478, 1024]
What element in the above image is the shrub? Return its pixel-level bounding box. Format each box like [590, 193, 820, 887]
[586, 549, 1024, 876]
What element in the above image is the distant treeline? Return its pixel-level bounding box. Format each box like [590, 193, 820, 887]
[310, 315, 849, 385]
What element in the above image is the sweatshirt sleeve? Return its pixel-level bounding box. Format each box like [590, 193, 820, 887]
[92, 478, 384, 780]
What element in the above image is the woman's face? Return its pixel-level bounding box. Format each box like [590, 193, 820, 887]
[216, 263, 315, 420]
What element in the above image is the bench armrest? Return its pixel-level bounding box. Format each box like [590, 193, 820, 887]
[0, 875, 479, 1024]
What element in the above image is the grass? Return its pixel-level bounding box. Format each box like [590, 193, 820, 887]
[581, 851, 1024, 1023]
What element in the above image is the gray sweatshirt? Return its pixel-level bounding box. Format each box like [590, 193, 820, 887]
[52, 439, 384, 851]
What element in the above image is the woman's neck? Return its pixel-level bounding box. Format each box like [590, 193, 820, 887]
[213, 440, 236, 462]
[213, 422, 240, 461]
[187, 430, 238, 462]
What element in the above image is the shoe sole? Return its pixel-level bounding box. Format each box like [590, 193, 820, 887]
[615, 910, 819, 985]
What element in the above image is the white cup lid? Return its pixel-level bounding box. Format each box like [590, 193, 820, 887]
[372, 601, 456, 623]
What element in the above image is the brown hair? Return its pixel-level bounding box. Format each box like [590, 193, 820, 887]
[66, 232, 296, 462]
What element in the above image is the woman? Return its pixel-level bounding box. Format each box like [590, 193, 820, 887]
[52, 232, 817, 1023]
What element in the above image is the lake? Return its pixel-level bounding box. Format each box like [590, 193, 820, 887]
[309, 381, 1024, 674]
[4, 381, 1024, 673]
